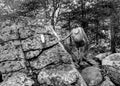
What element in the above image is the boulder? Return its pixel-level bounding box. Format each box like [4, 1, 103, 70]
[95, 52, 111, 61]
[0, 41, 25, 73]
[38, 64, 87, 86]
[100, 76, 115, 86]
[101, 65, 120, 85]
[0, 8, 88, 86]
[102, 53, 120, 67]
[81, 66, 103, 86]
[0, 72, 34, 86]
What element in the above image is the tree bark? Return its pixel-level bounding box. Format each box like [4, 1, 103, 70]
[110, 14, 118, 53]
[95, 19, 99, 45]
[110, 25, 116, 53]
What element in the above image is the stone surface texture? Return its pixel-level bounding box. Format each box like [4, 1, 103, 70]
[0, 72, 34, 86]
[81, 66, 103, 86]
[0, 9, 87, 86]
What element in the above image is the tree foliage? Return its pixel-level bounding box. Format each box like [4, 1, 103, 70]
[59, 0, 120, 53]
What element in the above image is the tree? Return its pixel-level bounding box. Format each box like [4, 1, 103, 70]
[60, 0, 120, 53]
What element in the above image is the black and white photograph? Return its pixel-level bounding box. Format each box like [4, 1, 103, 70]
[0, 0, 120, 86]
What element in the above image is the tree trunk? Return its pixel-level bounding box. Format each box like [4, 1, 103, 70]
[95, 19, 99, 45]
[110, 25, 116, 53]
[110, 14, 117, 53]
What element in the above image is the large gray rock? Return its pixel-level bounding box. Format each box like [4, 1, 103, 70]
[0, 40, 25, 73]
[101, 65, 120, 85]
[0, 23, 19, 41]
[0, 72, 34, 86]
[38, 64, 87, 86]
[81, 66, 103, 86]
[100, 76, 115, 86]
[102, 53, 120, 67]
[0, 19, 59, 73]
[0, 8, 88, 86]
[101, 53, 120, 85]
[95, 52, 111, 61]
[30, 45, 64, 69]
